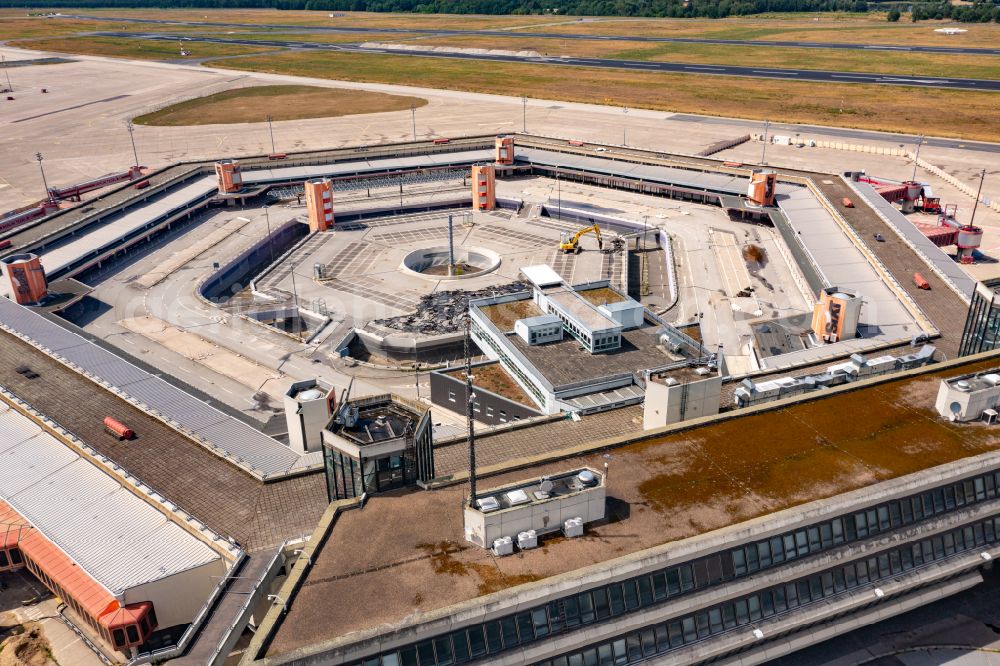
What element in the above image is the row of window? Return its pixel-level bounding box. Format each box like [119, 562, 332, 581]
[544, 305, 620, 352]
[536, 515, 1000, 666]
[342, 469, 1000, 666]
[446, 390, 519, 423]
[731, 470, 1000, 577]
[18, 547, 156, 652]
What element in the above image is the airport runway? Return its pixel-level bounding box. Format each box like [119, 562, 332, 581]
[63, 14, 1000, 56]
[97, 32, 1000, 93]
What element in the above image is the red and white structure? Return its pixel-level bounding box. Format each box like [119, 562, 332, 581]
[911, 203, 983, 264]
[47, 166, 143, 202]
[858, 175, 941, 214]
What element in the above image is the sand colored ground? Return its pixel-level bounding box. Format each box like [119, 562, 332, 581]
[118, 316, 287, 402]
[0, 623, 54, 666]
[136, 215, 251, 287]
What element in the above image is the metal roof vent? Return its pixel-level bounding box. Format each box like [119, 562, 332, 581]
[505, 489, 530, 506]
[956, 380, 972, 392]
[477, 496, 500, 512]
[578, 470, 597, 486]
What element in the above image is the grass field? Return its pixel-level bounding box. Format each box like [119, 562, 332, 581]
[206, 50, 1000, 142]
[38, 8, 559, 31]
[10, 36, 273, 60]
[23, 9, 1000, 48]
[132, 84, 428, 126]
[519, 14, 1000, 48]
[0, 16, 160, 39]
[404, 34, 1000, 79]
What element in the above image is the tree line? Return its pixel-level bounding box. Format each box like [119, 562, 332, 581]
[6, 0, 870, 18]
[4, 0, 997, 22]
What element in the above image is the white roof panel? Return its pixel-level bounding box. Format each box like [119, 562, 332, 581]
[0, 402, 220, 593]
[521, 264, 563, 288]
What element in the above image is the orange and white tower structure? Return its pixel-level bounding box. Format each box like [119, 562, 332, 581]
[472, 164, 496, 211]
[811, 287, 862, 344]
[214, 160, 242, 194]
[747, 170, 777, 207]
[495, 135, 514, 166]
[2, 253, 48, 305]
[304, 178, 334, 232]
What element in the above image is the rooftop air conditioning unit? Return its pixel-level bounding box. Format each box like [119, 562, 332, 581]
[517, 530, 538, 550]
[564, 517, 584, 538]
[492, 536, 514, 556]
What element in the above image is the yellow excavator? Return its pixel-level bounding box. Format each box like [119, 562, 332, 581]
[558, 224, 603, 254]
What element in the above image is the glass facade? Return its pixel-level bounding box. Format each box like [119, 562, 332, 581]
[960, 280, 1000, 357]
[539, 515, 999, 666]
[324, 448, 417, 501]
[342, 469, 1000, 666]
[322, 405, 435, 502]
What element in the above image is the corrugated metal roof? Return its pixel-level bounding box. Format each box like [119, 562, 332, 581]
[0, 298, 310, 478]
[240, 149, 492, 185]
[32, 176, 218, 279]
[516, 148, 745, 195]
[0, 403, 220, 594]
[850, 180, 976, 300]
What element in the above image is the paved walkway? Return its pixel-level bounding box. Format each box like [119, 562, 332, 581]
[433, 405, 643, 477]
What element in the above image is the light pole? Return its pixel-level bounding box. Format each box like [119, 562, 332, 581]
[521, 96, 527, 133]
[1, 55, 12, 93]
[911, 135, 924, 182]
[410, 104, 417, 141]
[265, 115, 276, 154]
[35, 153, 50, 200]
[556, 167, 562, 221]
[969, 169, 987, 229]
[622, 107, 629, 146]
[263, 205, 275, 264]
[760, 120, 770, 165]
[126, 120, 140, 168]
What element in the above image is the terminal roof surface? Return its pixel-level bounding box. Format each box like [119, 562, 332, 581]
[0, 398, 220, 592]
[267, 354, 1000, 657]
[850, 180, 977, 300]
[516, 148, 747, 195]
[507, 322, 672, 389]
[0, 325, 327, 552]
[0, 297, 319, 478]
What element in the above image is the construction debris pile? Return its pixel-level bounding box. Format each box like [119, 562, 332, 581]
[374, 283, 527, 334]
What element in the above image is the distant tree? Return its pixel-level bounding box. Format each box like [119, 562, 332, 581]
[887, 8, 900, 20]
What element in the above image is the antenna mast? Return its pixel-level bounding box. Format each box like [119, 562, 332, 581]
[465, 317, 477, 508]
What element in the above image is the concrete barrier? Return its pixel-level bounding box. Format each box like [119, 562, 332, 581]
[914, 156, 1000, 214]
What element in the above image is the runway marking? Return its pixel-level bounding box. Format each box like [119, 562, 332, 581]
[685, 66, 726, 71]
[753, 70, 799, 75]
